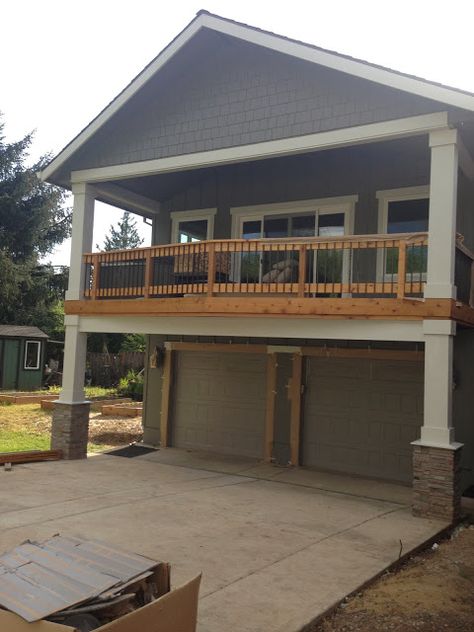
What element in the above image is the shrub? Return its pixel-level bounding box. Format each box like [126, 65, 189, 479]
[117, 369, 144, 401]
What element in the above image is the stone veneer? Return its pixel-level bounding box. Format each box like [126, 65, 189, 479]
[413, 444, 462, 522]
[51, 402, 90, 459]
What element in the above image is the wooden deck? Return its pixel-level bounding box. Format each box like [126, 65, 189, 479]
[65, 232, 474, 323]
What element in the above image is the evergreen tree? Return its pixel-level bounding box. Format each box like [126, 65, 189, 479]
[100, 211, 143, 251]
[0, 115, 71, 333]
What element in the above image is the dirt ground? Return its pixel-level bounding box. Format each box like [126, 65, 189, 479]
[312, 524, 474, 632]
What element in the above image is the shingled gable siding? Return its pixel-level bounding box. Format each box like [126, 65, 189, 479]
[65, 30, 443, 175]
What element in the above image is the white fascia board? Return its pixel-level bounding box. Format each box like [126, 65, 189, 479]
[70, 112, 449, 184]
[201, 14, 474, 112]
[40, 11, 474, 184]
[77, 315, 424, 342]
[93, 183, 160, 216]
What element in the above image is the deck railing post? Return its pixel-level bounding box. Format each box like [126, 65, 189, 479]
[397, 240, 407, 299]
[298, 245, 307, 297]
[144, 249, 153, 299]
[91, 254, 99, 300]
[207, 243, 216, 296]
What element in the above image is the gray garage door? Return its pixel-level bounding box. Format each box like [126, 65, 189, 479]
[302, 357, 423, 483]
[172, 351, 266, 458]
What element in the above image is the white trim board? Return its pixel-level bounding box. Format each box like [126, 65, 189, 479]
[68, 113, 450, 185]
[76, 315, 424, 342]
[230, 195, 357, 238]
[170, 208, 217, 242]
[40, 11, 474, 184]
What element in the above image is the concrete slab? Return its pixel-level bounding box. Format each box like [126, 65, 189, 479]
[0, 450, 447, 632]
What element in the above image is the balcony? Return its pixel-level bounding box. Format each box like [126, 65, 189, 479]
[64, 232, 474, 323]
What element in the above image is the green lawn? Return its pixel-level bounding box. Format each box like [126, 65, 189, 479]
[0, 430, 50, 452]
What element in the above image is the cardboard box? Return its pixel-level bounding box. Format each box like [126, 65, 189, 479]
[0, 574, 201, 632]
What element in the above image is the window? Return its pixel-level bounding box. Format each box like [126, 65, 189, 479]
[177, 219, 208, 243]
[231, 197, 357, 288]
[170, 209, 216, 243]
[377, 186, 429, 279]
[24, 340, 41, 370]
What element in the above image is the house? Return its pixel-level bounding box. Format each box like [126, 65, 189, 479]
[41, 11, 474, 523]
[0, 325, 47, 390]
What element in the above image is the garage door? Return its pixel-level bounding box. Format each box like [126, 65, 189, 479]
[172, 351, 266, 458]
[302, 357, 423, 483]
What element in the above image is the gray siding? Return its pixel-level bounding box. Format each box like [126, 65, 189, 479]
[454, 329, 474, 491]
[60, 29, 442, 178]
[142, 334, 166, 445]
[156, 137, 430, 242]
[457, 170, 474, 252]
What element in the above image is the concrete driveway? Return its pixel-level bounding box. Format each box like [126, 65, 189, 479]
[0, 449, 447, 631]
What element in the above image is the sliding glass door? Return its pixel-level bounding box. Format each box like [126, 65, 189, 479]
[237, 206, 351, 290]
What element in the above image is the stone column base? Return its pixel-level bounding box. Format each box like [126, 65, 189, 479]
[413, 444, 462, 522]
[51, 402, 90, 460]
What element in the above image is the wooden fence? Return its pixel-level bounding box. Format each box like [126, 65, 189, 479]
[86, 351, 145, 387]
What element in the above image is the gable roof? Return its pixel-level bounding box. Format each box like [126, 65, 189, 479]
[0, 325, 48, 339]
[41, 10, 474, 184]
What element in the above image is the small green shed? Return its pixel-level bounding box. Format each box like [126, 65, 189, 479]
[0, 325, 48, 391]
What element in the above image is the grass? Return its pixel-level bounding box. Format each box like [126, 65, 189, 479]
[47, 386, 118, 399]
[0, 430, 50, 452]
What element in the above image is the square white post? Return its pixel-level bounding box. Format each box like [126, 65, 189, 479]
[412, 320, 463, 522]
[424, 129, 458, 299]
[52, 183, 94, 458]
[417, 320, 458, 447]
[66, 182, 95, 301]
[59, 316, 88, 404]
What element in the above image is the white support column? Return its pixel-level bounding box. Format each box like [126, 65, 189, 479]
[66, 182, 95, 301]
[414, 320, 460, 448]
[424, 128, 458, 299]
[59, 316, 88, 404]
[412, 320, 463, 521]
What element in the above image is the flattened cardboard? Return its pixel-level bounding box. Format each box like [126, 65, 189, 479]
[0, 610, 72, 632]
[0, 574, 201, 632]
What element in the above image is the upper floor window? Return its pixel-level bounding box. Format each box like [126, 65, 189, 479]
[170, 208, 216, 243]
[377, 186, 429, 279]
[386, 198, 429, 234]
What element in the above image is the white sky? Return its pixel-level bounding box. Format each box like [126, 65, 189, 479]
[2, 0, 474, 265]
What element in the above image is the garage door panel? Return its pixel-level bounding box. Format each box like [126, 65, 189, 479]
[303, 357, 423, 483]
[172, 351, 266, 458]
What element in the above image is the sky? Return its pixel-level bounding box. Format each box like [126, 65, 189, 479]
[2, 0, 474, 266]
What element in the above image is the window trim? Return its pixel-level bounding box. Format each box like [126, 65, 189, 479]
[170, 208, 217, 243]
[24, 340, 41, 371]
[376, 185, 430, 282]
[230, 195, 358, 238]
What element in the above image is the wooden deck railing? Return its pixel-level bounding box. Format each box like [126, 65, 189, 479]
[82, 232, 435, 300]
